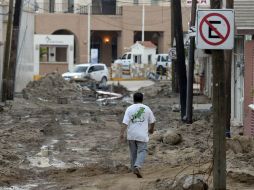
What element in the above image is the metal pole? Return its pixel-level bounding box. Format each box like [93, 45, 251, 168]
[142, 3, 145, 42]
[87, 4, 91, 63]
[186, 0, 197, 123]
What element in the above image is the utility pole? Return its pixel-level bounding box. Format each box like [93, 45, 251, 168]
[7, 0, 23, 100]
[211, 0, 226, 189]
[224, 0, 234, 138]
[2, 0, 14, 102]
[171, 0, 178, 93]
[172, 0, 187, 120]
[186, 0, 197, 124]
[87, 3, 91, 63]
[142, 3, 145, 42]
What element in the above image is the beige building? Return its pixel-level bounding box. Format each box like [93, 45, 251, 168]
[35, 0, 191, 68]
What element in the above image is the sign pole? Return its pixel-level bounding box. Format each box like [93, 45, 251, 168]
[211, 0, 226, 189]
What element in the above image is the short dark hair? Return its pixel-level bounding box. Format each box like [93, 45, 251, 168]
[133, 92, 143, 103]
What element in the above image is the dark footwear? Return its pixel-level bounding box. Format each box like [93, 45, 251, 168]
[133, 167, 143, 178]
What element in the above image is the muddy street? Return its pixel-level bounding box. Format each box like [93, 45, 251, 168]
[0, 74, 254, 190]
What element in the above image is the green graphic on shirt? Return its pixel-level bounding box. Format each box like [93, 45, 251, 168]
[131, 107, 145, 123]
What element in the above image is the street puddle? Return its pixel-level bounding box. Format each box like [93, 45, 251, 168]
[27, 139, 67, 168]
[0, 184, 38, 190]
[0, 181, 57, 190]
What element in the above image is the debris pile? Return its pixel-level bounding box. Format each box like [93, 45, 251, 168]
[139, 81, 172, 97]
[22, 73, 83, 102]
[172, 175, 208, 190]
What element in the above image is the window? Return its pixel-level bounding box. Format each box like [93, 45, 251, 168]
[73, 66, 88, 73]
[94, 65, 104, 71]
[68, 0, 74, 13]
[127, 54, 131, 59]
[122, 54, 127, 59]
[88, 66, 94, 73]
[161, 55, 168, 62]
[134, 0, 139, 4]
[134, 55, 141, 64]
[49, 0, 55, 13]
[101, 0, 116, 15]
[151, 0, 158, 5]
[148, 55, 152, 64]
[157, 55, 161, 62]
[55, 47, 67, 62]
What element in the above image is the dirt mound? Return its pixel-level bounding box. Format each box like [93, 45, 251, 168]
[110, 83, 129, 96]
[139, 81, 172, 98]
[22, 73, 83, 102]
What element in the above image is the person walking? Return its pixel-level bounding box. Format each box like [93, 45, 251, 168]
[120, 92, 156, 178]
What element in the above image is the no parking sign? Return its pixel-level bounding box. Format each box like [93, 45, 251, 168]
[196, 9, 234, 49]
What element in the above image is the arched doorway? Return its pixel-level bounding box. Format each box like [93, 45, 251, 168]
[91, 31, 119, 66]
[52, 29, 78, 63]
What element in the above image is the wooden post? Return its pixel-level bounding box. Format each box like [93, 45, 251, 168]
[2, 0, 14, 102]
[7, 0, 23, 100]
[171, 0, 178, 93]
[224, 0, 234, 138]
[173, 0, 187, 120]
[211, 0, 226, 189]
[186, 0, 197, 124]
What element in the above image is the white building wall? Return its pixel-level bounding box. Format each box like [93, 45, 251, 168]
[231, 37, 245, 127]
[34, 34, 74, 75]
[15, 2, 35, 92]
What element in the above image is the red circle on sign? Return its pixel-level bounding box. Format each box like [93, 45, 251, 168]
[199, 13, 230, 46]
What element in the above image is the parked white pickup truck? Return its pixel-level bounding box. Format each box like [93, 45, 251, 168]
[114, 51, 157, 70]
[155, 54, 172, 75]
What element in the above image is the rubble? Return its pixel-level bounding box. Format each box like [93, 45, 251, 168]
[172, 175, 208, 190]
[0, 78, 254, 189]
[163, 129, 182, 145]
[139, 81, 172, 97]
[227, 136, 253, 154]
[22, 73, 83, 102]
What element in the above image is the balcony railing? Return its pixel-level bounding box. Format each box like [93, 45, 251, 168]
[80, 5, 122, 15]
[34, 3, 122, 15]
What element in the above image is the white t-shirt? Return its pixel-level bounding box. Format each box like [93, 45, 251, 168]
[122, 103, 156, 142]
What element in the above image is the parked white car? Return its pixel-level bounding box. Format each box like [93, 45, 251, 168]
[62, 63, 109, 86]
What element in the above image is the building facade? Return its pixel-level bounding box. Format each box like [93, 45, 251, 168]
[234, 0, 254, 135]
[34, 0, 191, 71]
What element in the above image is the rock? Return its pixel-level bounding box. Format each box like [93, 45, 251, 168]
[148, 143, 156, 155]
[70, 117, 82, 125]
[172, 175, 208, 190]
[163, 130, 182, 145]
[150, 131, 163, 142]
[227, 136, 253, 154]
